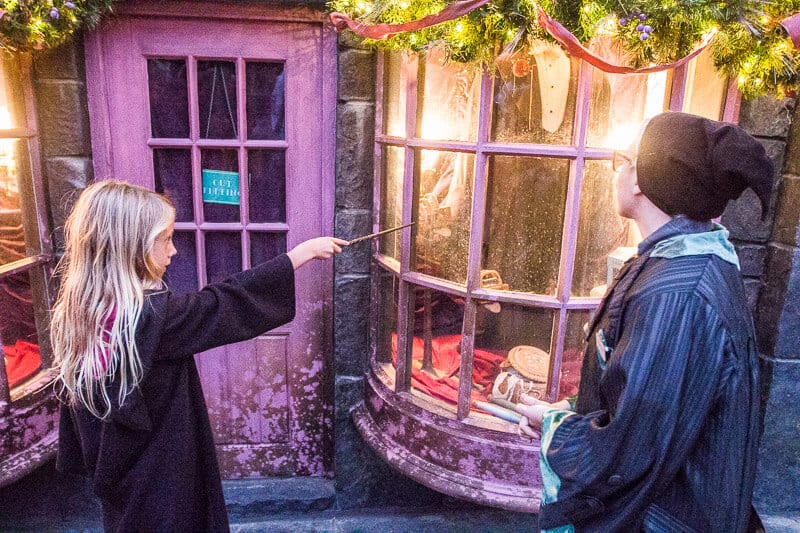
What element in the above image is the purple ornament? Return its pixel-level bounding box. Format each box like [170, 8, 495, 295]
[50, 7, 59, 19]
[65, 1, 75, 9]
[644, 25, 652, 33]
[640, 32, 649, 40]
[639, 13, 647, 21]
[619, 17, 628, 26]
[636, 24, 644, 32]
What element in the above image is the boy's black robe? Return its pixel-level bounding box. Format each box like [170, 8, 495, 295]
[57, 254, 296, 532]
[538, 220, 761, 532]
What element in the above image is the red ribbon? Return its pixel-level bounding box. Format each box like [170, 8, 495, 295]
[781, 12, 800, 50]
[330, 2, 717, 75]
[330, 0, 490, 40]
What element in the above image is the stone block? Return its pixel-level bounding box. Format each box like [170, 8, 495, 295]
[735, 242, 767, 277]
[335, 102, 375, 210]
[722, 139, 786, 243]
[753, 359, 800, 513]
[33, 39, 85, 80]
[35, 81, 91, 156]
[338, 48, 376, 101]
[785, 97, 800, 175]
[739, 96, 795, 139]
[44, 157, 93, 251]
[757, 245, 800, 359]
[772, 174, 800, 247]
[335, 209, 372, 274]
[338, 30, 372, 51]
[334, 275, 371, 376]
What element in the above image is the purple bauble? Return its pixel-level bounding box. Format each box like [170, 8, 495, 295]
[644, 25, 652, 33]
[65, 1, 75, 9]
[619, 17, 628, 26]
[636, 24, 644, 32]
[50, 7, 59, 19]
[639, 32, 649, 40]
[639, 13, 647, 20]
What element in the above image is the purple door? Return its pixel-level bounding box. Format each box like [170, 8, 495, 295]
[84, 4, 336, 478]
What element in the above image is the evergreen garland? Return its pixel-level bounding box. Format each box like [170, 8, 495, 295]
[329, 0, 800, 98]
[0, 0, 116, 52]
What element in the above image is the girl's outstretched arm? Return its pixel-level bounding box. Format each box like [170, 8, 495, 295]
[287, 237, 349, 269]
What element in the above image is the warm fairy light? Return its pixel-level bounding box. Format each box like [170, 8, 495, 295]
[738, 75, 746, 84]
[761, 15, 770, 24]
[455, 22, 463, 33]
[0, 106, 18, 195]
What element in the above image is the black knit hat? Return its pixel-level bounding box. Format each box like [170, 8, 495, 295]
[636, 112, 775, 220]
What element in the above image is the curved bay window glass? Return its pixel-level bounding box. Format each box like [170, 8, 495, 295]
[362, 46, 737, 511]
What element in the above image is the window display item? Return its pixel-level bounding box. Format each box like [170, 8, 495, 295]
[530, 41, 571, 133]
[506, 344, 549, 382]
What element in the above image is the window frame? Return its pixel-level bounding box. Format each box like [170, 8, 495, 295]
[370, 49, 740, 425]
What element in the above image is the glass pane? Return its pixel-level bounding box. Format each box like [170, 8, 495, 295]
[0, 269, 42, 387]
[379, 145, 404, 259]
[198, 60, 238, 139]
[572, 160, 639, 297]
[683, 48, 727, 121]
[147, 59, 190, 138]
[402, 285, 465, 418]
[558, 310, 591, 402]
[417, 48, 480, 142]
[246, 62, 285, 140]
[382, 51, 408, 137]
[201, 149, 240, 223]
[375, 269, 399, 365]
[153, 148, 193, 223]
[586, 60, 668, 149]
[491, 44, 578, 145]
[476, 303, 554, 413]
[166, 231, 198, 293]
[1, 53, 26, 129]
[205, 232, 242, 284]
[248, 149, 285, 223]
[250, 232, 286, 266]
[0, 139, 23, 267]
[412, 150, 474, 285]
[483, 156, 569, 295]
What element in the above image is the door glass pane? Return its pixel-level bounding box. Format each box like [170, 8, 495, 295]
[491, 45, 579, 145]
[382, 51, 408, 137]
[412, 149, 474, 285]
[559, 310, 591, 402]
[586, 64, 668, 149]
[483, 156, 569, 296]
[147, 59, 190, 138]
[248, 149, 285, 223]
[246, 62, 285, 140]
[380, 145, 404, 260]
[1, 269, 41, 387]
[475, 303, 554, 414]
[572, 160, 639, 297]
[417, 48, 480, 142]
[167, 231, 197, 293]
[198, 60, 238, 139]
[206, 232, 242, 283]
[153, 148, 193, 222]
[683, 48, 727, 121]
[201, 149, 240, 223]
[250, 232, 286, 266]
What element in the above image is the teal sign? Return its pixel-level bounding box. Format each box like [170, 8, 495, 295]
[202, 169, 240, 205]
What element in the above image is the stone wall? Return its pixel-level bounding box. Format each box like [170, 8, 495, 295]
[31, 39, 94, 254]
[750, 96, 800, 515]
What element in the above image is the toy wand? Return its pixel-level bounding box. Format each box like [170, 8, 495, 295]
[347, 222, 415, 245]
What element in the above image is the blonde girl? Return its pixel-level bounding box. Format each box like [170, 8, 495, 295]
[53, 180, 345, 532]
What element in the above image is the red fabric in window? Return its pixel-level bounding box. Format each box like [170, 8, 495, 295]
[4, 340, 41, 387]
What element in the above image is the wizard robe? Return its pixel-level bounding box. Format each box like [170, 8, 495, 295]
[57, 253, 295, 532]
[538, 218, 761, 532]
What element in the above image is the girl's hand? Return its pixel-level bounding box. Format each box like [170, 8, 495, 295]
[287, 237, 349, 270]
[514, 394, 571, 438]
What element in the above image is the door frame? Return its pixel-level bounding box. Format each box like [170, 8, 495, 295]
[83, 0, 338, 476]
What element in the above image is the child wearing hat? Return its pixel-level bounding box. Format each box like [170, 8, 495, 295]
[516, 112, 771, 532]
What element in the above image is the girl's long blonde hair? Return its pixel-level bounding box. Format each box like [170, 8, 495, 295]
[52, 180, 175, 419]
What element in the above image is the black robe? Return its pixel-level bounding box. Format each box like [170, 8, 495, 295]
[538, 219, 761, 532]
[57, 254, 295, 532]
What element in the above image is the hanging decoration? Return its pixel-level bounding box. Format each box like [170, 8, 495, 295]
[0, 0, 115, 52]
[328, 0, 800, 98]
